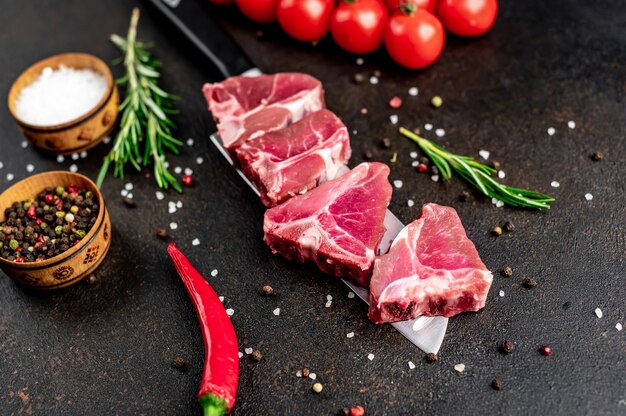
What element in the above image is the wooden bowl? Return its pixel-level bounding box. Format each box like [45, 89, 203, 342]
[0, 171, 111, 290]
[7, 53, 119, 155]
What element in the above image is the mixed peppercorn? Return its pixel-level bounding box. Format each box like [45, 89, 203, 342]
[0, 185, 98, 263]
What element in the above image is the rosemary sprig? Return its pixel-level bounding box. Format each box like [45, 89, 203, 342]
[399, 127, 555, 209]
[97, 8, 182, 192]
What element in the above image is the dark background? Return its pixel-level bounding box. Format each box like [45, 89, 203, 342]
[1, 1, 624, 415]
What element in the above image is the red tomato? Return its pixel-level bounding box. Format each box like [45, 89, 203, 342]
[384, 9, 445, 69]
[383, 0, 439, 13]
[436, 0, 498, 37]
[209, 0, 234, 4]
[235, 0, 279, 23]
[277, 0, 335, 42]
[330, 0, 388, 54]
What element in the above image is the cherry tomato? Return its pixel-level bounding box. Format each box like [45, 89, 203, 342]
[235, 0, 279, 23]
[436, 0, 498, 37]
[330, 0, 388, 54]
[383, 0, 438, 13]
[384, 8, 445, 69]
[209, 0, 234, 4]
[277, 0, 335, 42]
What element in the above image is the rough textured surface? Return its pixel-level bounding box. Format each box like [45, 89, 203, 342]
[0, 1, 624, 415]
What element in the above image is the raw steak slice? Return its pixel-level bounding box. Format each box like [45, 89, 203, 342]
[236, 109, 351, 207]
[368, 203, 493, 323]
[263, 162, 392, 287]
[202, 73, 325, 150]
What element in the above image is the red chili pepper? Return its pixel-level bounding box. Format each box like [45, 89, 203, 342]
[167, 243, 239, 416]
[68, 184, 78, 195]
[26, 204, 36, 219]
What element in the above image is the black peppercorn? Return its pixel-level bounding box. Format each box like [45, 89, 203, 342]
[491, 378, 503, 390]
[523, 277, 537, 289]
[501, 340, 514, 354]
[425, 352, 438, 363]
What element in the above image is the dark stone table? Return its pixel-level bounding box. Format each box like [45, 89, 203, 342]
[1, 1, 624, 415]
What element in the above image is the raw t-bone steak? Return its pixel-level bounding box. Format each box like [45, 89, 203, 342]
[236, 109, 351, 207]
[369, 203, 493, 324]
[202, 73, 324, 150]
[263, 162, 392, 287]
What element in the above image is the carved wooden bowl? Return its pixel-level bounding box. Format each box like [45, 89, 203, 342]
[7, 53, 119, 155]
[0, 171, 111, 290]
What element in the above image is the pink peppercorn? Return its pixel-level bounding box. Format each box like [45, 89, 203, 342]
[389, 96, 402, 109]
[540, 345, 552, 356]
[418, 164, 428, 173]
[350, 406, 365, 416]
[182, 175, 193, 187]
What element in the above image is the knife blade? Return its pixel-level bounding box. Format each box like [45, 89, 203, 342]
[145, 0, 448, 353]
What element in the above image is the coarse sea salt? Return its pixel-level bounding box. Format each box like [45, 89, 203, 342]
[408, 87, 418, 96]
[184, 168, 193, 176]
[155, 191, 165, 200]
[551, 181, 560, 188]
[192, 238, 200, 246]
[408, 361, 416, 370]
[211, 269, 218, 277]
[6, 173, 15, 181]
[454, 364, 465, 373]
[424, 123, 433, 131]
[238, 352, 243, 358]
[585, 193, 593, 201]
[309, 373, 317, 380]
[71, 153, 80, 161]
[435, 128, 445, 137]
[369, 76, 379, 85]
[21, 141, 28, 149]
[348, 292, 355, 299]
[0, 161, 3, 169]
[56, 155, 65, 163]
[499, 290, 505, 297]
[169, 222, 178, 230]
[196, 157, 204, 165]
[15, 65, 108, 126]
[346, 332, 355, 338]
[69, 164, 78, 173]
[186, 138, 194, 146]
[567, 121, 576, 129]
[244, 347, 253, 355]
[389, 114, 399, 125]
[595, 308, 603, 318]
[26, 164, 35, 173]
[498, 170, 506, 179]
[407, 199, 414, 207]
[547, 127, 556, 136]
[273, 308, 281, 316]
[368, 353, 375, 361]
[226, 308, 235, 316]
[410, 151, 418, 159]
[616, 323, 623, 331]
[479, 150, 490, 160]
[393, 180, 403, 189]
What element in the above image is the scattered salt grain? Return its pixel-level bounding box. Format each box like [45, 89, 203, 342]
[435, 128, 445, 137]
[325, 300, 332, 308]
[499, 290, 505, 297]
[21, 141, 28, 149]
[0, 161, 3, 169]
[184, 168, 193, 176]
[424, 123, 433, 131]
[6, 173, 14, 181]
[498, 170, 506, 179]
[296, 370, 302, 377]
[389, 114, 398, 125]
[71, 153, 80, 161]
[616, 323, 623, 331]
[15, 65, 108, 126]
[168, 206, 177, 214]
[368, 353, 375, 361]
[273, 308, 281, 316]
[126, 193, 133, 199]
[411, 161, 419, 167]
[219, 296, 224, 302]
[353, 129, 358, 135]
[567, 120, 576, 129]
[348, 292, 355, 299]
[26, 164, 35, 173]
[169, 222, 178, 230]
[174, 167, 182, 174]
[595, 308, 603, 319]
[393, 180, 403, 189]
[431, 175, 439, 182]
[408, 87, 418, 96]
[309, 373, 317, 380]
[56, 155, 65, 163]
[69, 164, 78, 173]
[211, 269, 218, 277]
[495, 200, 505, 208]
[369, 76, 379, 85]
[356, 57, 364, 65]
[196, 157, 204, 165]
[346, 332, 355, 338]
[103, 136, 111, 144]
[551, 181, 560, 188]
[164, 161, 170, 168]
[238, 352, 243, 358]
[80, 151, 88, 159]
[155, 191, 164, 200]
[547, 127, 556, 136]
[186, 138, 194, 146]
[192, 238, 200, 246]
[125, 183, 133, 191]
[454, 364, 465, 373]
[226, 308, 234, 316]
[408, 361, 416, 370]
[121, 189, 129, 197]
[585, 193, 593, 201]
[176, 201, 183, 208]
[245, 347, 253, 355]
[410, 151, 418, 159]
[407, 199, 414, 207]
[327, 295, 333, 301]
[479, 150, 490, 160]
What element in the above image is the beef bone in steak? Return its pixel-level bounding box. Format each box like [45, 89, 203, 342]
[202, 73, 325, 151]
[263, 162, 392, 287]
[236, 109, 351, 207]
[368, 203, 493, 324]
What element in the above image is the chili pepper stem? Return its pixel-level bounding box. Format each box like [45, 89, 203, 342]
[198, 392, 228, 416]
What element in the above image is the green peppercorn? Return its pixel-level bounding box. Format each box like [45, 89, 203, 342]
[9, 239, 19, 250]
[431, 96, 443, 108]
[40, 222, 48, 230]
[70, 206, 79, 214]
[75, 229, 86, 239]
[85, 191, 93, 198]
[56, 211, 65, 218]
[55, 186, 64, 196]
[55, 226, 63, 236]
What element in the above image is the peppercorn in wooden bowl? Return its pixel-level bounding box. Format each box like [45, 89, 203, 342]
[7, 53, 119, 155]
[0, 171, 111, 289]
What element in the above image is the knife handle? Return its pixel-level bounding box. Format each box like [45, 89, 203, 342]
[140, 0, 256, 78]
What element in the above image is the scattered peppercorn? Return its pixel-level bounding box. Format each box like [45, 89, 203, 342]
[360, 107, 368, 115]
[122, 197, 136, 208]
[86, 274, 97, 285]
[373, 69, 382, 77]
[338, 408, 351, 416]
[459, 191, 470, 202]
[491, 378, 503, 390]
[431, 166, 439, 176]
[350, 405, 365, 416]
[503, 221, 515, 232]
[489, 160, 501, 170]
[381, 137, 392, 149]
[389, 96, 402, 109]
[172, 356, 188, 371]
[301, 368, 310, 378]
[156, 228, 169, 239]
[491, 226, 503, 236]
[363, 148, 373, 160]
[353, 73, 365, 84]
[591, 151, 603, 161]
[260, 285, 274, 295]
[425, 352, 438, 363]
[413, 127, 421, 135]
[182, 175, 193, 187]
[523, 277, 537, 289]
[312, 382, 323, 394]
[539, 345, 552, 356]
[250, 350, 263, 362]
[501, 339, 514, 354]
[417, 164, 428, 173]
[502, 266, 513, 277]
[431, 96, 443, 108]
